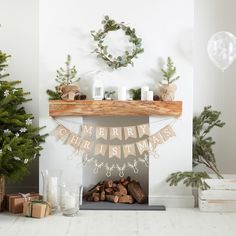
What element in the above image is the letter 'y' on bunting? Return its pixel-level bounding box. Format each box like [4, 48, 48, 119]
[123, 144, 136, 158]
[95, 143, 108, 156]
[109, 127, 122, 140]
[109, 145, 121, 159]
[149, 132, 164, 150]
[80, 139, 94, 152]
[160, 125, 176, 141]
[96, 127, 108, 140]
[137, 124, 150, 138]
[80, 124, 93, 138]
[66, 133, 81, 148]
[52, 125, 70, 141]
[136, 139, 149, 155]
[124, 126, 137, 140]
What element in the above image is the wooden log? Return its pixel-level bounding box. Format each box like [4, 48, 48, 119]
[92, 192, 100, 202]
[105, 195, 119, 203]
[128, 181, 146, 203]
[105, 180, 113, 188]
[118, 195, 134, 204]
[117, 183, 127, 196]
[114, 191, 122, 197]
[100, 191, 106, 201]
[105, 187, 113, 194]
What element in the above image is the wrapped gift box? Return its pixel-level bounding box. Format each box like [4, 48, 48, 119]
[6, 193, 41, 214]
[23, 200, 51, 218]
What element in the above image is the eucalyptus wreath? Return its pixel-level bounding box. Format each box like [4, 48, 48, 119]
[91, 16, 144, 69]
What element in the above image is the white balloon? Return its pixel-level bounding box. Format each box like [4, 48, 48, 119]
[207, 31, 236, 72]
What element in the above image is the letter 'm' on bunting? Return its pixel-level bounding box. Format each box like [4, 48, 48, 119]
[123, 144, 136, 158]
[96, 127, 108, 140]
[136, 139, 149, 155]
[52, 125, 70, 141]
[149, 132, 164, 150]
[109, 127, 122, 140]
[95, 143, 108, 156]
[160, 125, 176, 141]
[66, 133, 81, 148]
[124, 126, 137, 140]
[109, 145, 121, 159]
[80, 124, 93, 137]
[137, 124, 150, 138]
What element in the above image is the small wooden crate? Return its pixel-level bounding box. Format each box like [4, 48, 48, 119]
[199, 175, 236, 212]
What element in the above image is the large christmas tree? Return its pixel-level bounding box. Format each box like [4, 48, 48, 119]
[0, 50, 47, 182]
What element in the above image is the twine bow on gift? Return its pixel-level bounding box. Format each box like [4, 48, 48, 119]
[19, 193, 31, 201]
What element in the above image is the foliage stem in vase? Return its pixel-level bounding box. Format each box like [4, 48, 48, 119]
[167, 106, 225, 190]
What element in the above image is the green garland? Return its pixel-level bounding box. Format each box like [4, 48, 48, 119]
[91, 16, 144, 69]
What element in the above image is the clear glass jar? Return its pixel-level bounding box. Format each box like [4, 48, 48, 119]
[41, 169, 63, 214]
[60, 183, 80, 217]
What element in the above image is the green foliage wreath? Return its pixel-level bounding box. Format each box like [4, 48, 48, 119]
[91, 16, 144, 69]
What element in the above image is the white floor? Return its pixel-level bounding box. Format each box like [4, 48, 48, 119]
[1, 208, 236, 236]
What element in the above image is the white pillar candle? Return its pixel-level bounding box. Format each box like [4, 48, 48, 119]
[118, 86, 127, 100]
[141, 86, 149, 100]
[147, 91, 154, 101]
[48, 177, 58, 207]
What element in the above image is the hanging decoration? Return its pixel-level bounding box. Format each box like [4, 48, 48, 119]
[51, 121, 176, 158]
[90, 15, 144, 69]
[51, 119, 177, 177]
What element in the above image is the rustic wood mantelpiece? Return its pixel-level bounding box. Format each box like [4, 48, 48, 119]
[49, 100, 182, 117]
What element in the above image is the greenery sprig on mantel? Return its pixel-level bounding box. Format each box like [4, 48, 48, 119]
[91, 16, 144, 69]
[167, 106, 225, 190]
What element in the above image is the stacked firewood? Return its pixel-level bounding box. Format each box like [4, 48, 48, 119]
[84, 177, 147, 204]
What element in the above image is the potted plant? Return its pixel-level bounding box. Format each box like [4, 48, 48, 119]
[104, 90, 116, 100]
[47, 55, 81, 100]
[0, 51, 47, 211]
[129, 88, 141, 100]
[166, 106, 233, 211]
[159, 57, 180, 101]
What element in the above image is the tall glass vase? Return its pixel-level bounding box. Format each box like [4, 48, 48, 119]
[41, 170, 62, 214]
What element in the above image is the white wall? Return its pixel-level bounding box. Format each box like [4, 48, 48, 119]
[194, 0, 236, 174]
[39, 0, 193, 207]
[0, 0, 39, 192]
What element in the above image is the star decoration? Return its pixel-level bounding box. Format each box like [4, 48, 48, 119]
[14, 156, 21, 161]
[12, 89, 18, 94]
[4, 90, 10, 97]
[4, 129, 11, 134]
[15, 133, 19, 137]
[19, 127, 27, 133]
[25, 118, 33, 125]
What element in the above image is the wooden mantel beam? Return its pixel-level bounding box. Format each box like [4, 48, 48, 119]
[49, 100, 182, 117]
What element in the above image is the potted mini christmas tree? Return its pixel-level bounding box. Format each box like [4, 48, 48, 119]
[0, 51, 47, 211]
[159, 57, 180, 101]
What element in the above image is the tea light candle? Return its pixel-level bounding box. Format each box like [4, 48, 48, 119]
[147, 91, 154, 101]
[118, 86, 127, 100]
[141, 86, 149, 100]
[48, 177, 58, 207]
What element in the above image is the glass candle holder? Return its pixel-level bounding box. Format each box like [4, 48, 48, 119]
[41, 169, 62, 214]
[60, 183, 80, 217]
